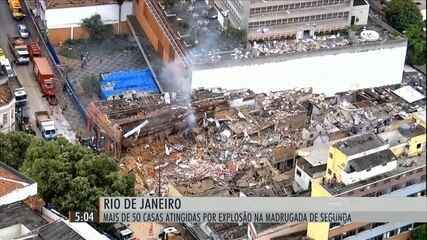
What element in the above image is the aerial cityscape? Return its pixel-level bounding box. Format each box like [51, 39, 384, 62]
[0, 0, 426, 240]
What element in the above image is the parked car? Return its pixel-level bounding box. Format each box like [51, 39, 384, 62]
[17, 24, 29, 38]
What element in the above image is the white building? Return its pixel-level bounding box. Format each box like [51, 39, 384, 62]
[191, 39, 407, 96]
[0, 84, 15, 133]
[0, 161, 108, 240]
[35, 0, 133, 44]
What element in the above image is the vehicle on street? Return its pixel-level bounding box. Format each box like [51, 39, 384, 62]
[28, 41, 42, 60]
[159, 227, 181, 240]
[14, 87, 28, 108]
[7, 0, 26, 20]
[111, 223, 134, 240]
[35, 111, 57, 140]
[17, 24, 30, 38]
[7, 35, 30, 65]
[32, 57, 57, 105]
[0, 58, 17, 79]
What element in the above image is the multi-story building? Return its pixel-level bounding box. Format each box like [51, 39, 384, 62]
[214, 0, 370, 40]
[306, 115, 426, 240]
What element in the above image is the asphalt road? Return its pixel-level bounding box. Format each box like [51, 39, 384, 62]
[0, 1, 75, 141]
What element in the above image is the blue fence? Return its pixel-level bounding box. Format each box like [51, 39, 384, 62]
[46, 40, 61, 65]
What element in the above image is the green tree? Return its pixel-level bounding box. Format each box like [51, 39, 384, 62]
[81, 14, 112, 41]
[384, 0, 423, 32]
[0, 132, 34, 169]
[20, 137, 135, 214]
[405, 24, 427, 65]
[412, 224, 427, 240]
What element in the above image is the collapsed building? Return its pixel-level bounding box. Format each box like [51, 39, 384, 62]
[85, 75, 425, 239]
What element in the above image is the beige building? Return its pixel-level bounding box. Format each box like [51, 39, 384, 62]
[215, 0, 370, 40]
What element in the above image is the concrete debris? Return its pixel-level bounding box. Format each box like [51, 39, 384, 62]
[86, 83, 425, 196]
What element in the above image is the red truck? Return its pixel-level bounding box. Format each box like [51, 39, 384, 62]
[27, 41, 41, 60]
[33, 57, 57, 105]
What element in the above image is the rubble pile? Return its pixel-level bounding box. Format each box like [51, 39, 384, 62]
[119, 88, 315, 194]
[87, 83, 425, 196]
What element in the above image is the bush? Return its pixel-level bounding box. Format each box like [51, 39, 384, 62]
[81, 74, 100, 96]
[81, 14, 113, 41]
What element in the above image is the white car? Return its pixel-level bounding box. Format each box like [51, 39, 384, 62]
[163, 227, 180, 235]
[17, 24, 30, 39]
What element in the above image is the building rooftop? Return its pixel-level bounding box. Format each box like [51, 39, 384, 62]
[46, 0, 116, 9]
[0, 201, 48, 231]
[323, 151, 426, 196]
[0, 161, 34, 199]
[398, 124, 426, 139]
[36, 220, 85, 240]
[345, 149, 396, 173]
[333, 133, 386, 157]
[296, 157, 327, 178]
[0, 84, 12, 106]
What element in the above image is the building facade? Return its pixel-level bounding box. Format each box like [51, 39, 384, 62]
[215, 0, 370, 40]
[306, 115, 426, 240]
[0, 84, 15, 133]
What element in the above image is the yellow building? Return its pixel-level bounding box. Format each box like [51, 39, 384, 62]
[307, 121, 426, 240]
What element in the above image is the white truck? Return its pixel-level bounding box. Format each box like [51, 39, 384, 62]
[35, 111, 57, 140]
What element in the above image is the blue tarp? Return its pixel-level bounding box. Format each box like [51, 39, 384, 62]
[99, 69, 159, 100]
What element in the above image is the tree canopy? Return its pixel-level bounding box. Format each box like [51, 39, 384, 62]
[0, 132, 35, 169]
[81, 14, 112, 41]
[0, 133, 134, 214]
[384, 0, 423, 32]
[384, 0, 426, 65]
[412, 225, 427, 240]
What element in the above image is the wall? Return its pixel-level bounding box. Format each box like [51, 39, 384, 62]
[326, 147, 347, 181]
[47, 22, 130, 44]
[45, 2, 132, 44]
[294, 165, 312, 191]
[191, 44, 407, 96]
[350, 1, 369, 25]
[0, 224, 31, 240]
[341, 160, 397, 185]
[0, 98, 16, 133]
[134, 0, 174, 62]
[45, 2, 133, 28]
[0, 182, 37, 206]
[408, 133, 426, 157]
[307, 179, 331, 240]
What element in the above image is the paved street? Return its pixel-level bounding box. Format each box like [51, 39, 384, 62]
[0, 0, 76, 142]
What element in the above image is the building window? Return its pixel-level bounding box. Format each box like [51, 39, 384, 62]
[3, 113, 8, 125]
[417, 143, 422, 149]
[328, 169, 332, 175]
[296, 169, 302, 177]
[329, 152, 333, 159]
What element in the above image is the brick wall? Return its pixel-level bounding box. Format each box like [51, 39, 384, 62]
[48, 22, 130, 45]
[133, 0, 174, 62]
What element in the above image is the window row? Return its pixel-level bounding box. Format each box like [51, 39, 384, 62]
[248, 11, 349, 28]
[250, 0, 348, 15]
